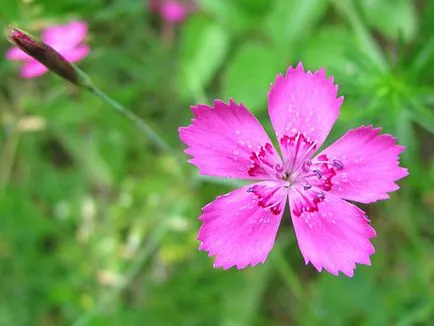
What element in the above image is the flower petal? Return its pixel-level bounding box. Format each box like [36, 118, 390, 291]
[43, 21, 88, 52]
[198, 182, 287, 269]
[179, 99, 283, 180]
[20, 61, 48, 78]
[161, 1, 188, 23]
[6, 47, 31, 61]
[289, 191, 376, 277]
[313, 126, 408, 203]
[268, 63, 343, 159]
[62, 45, 90, 63]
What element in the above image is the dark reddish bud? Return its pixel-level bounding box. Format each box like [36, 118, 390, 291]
[6, 27, 80, 85]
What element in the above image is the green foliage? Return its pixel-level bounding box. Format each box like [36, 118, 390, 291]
[1, 0, 434, 325]
[222, 43, 284, 112]
[180, 16, 229, 100]
[359, 0, 418, 42]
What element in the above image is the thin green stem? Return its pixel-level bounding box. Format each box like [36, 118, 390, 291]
[87, 83, 173, 154]
[73, 67, 173, 154]
[272, 241, 306, 302]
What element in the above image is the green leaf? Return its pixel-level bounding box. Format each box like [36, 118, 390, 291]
[396, 110, 418, 168]
[222, 43, 284, 112]
[301, 26, 360, 81]
[420, 0, 434, 39]
[409, 37, 434, 80]
[405, 96, 434, 134]
[332, 0, 388, 71]
[359, 0, 418, 42]
[179, 17, 230, 100]
[264, 0, 328, 47]
[198, 0, 271, 34]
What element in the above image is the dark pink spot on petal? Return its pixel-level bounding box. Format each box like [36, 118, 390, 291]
[249, 182, 287, 215]
[290, 186, 325, 217]
[303, 154, 338, 192]
[313, 126, 408, 203]
[247, 143, 281, 179]
[198, 183, 287, 270]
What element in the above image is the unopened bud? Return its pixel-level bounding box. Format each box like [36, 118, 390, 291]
[6, 27, 80, 85]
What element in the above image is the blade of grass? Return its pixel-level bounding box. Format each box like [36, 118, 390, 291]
[330, 0, 388, 72]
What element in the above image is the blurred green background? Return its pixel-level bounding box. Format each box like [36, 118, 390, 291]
[1, 0, 434, 325]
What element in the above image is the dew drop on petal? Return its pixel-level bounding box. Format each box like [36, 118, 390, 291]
[341, 172, 348, 183]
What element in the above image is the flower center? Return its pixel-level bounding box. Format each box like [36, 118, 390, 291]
[244, 132, 345, 217]
[277, 131, 343, 187]
[278, 132, 345, 216]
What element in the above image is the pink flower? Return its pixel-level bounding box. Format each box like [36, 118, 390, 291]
[149, 0, 196, 23]
[6, 21, 89, 79]
[179, 63, 408, 277]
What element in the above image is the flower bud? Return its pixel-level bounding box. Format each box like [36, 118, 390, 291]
[6, 27, 80, 85]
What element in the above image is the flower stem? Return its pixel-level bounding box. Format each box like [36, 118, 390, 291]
[76, 68, 174, 155]
[272, 241, 306, 302]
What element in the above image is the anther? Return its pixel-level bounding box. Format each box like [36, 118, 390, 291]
[247, 187, 254, 193]
[332, 159, 344, 170]
[313, 169, 322, 179]
[316, 192, 325, 199]
[303, 183, 312, 190]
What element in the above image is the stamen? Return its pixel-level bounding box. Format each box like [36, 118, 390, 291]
[280, 132, 317, 174]
[333, 159, 344, 170]
[292, 141, 317, 172]
[316, 191, 325, 199]
[247, 187, 254, 193]
[303, 183, 312, 190]
[288, 133, 303, 171]
[313, 170, 322, 179]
